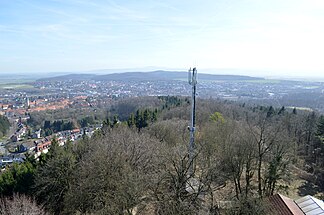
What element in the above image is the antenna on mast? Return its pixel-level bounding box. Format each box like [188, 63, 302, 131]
[188, 67, 197, 175]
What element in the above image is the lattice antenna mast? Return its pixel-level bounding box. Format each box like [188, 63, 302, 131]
[188, 67, 197, 175]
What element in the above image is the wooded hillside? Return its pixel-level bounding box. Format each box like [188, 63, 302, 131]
[0, 97, 323, 214]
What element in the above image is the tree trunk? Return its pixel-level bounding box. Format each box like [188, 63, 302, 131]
[257, 154, 263, 198]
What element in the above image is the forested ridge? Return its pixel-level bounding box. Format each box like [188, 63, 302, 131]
[0, 96, 324, 214]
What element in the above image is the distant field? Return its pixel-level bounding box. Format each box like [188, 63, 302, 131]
[244, 79, 282, 84]
[175, 78, 215, 82]
[173, 78, 225, 82]
[0, 83, 34, 89]
[182, 79, 282, 84]
[0, 78, 35, 84]
[287, 106, 313, 111]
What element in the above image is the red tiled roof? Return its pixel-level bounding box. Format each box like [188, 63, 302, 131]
[74, 96, 87, 100]
[72, 128, 80, 133]
[269, 194, 304, 215]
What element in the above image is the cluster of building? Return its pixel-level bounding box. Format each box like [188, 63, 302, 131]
[0, 125, 100, 169]
[33, 127, 99, 158]
[0, 87, 96, 121]
[34, 79, 190, 98]
[0, 97, 71, 117]
[2, 76, 324, 118]
[0, 156, 24, 168]
[10, 121, 27, 142]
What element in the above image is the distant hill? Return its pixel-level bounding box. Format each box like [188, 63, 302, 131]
[36, 70, 264, 82]
[37, 74, 97, 82]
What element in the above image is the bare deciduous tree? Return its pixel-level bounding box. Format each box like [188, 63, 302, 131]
[0, 194, 48, 215]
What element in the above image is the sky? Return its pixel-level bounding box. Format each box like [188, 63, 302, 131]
[1, 0, 324, 77]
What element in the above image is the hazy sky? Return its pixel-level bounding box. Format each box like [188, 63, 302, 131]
[1, 0, 324, 77]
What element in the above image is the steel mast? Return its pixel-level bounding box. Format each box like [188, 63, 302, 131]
[188, 67, 197, 175]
